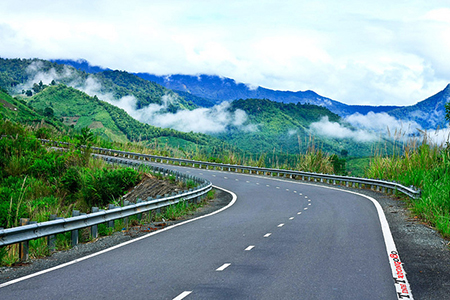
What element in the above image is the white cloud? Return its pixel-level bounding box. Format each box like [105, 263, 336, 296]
[311, 112, 428, 143]
[345, 112, 422, 138]
[0, 0, 449, 106]
[74, 76, 255, 134]
[310, 116, 377, 142]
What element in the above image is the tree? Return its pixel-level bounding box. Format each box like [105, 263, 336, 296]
[44, 107, 54, 117]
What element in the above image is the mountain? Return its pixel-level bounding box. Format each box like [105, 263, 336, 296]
[0, 58, 401, 158]
[49, 59, 450, 131]
[387, 84, 450, 130]
[134, 73, 402, 117]
[52, 59, 401, 116]
[0, 58, 197, 112]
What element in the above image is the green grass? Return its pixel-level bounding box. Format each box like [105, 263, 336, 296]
[346, 157, 371, 177]
[366, 140, 450, 238]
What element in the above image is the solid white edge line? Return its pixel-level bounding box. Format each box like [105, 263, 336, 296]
[0, 185, 238, 289]
[173, 291, 192, 300]
[216, 263, 231, 271]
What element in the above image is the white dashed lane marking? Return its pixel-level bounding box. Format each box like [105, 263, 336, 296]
[173, 291, 192, 300]
[264, 233, 272, 238]
[245, 245, 255, 251]
[277, 223, 285, 227]
[289, 217, 294, 220]
[216, 263, 231, 271]
[297, 212, 302, 215]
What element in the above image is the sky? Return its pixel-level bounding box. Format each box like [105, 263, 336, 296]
[1, 0, 450, 106]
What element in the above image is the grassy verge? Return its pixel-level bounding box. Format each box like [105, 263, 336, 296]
[365, 139, 450, 239]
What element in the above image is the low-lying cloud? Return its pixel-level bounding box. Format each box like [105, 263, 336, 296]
[76, 75, 256, 134]
[310, 116, 377, 142]
[311, 111, 450, 145]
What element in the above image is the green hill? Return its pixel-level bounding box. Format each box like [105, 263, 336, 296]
[216, 98, 386, 157]
[0, 58, 196, 112]
[26, 84, 224, 149]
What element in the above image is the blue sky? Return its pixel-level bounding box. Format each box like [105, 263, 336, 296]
[1, 0, 449, 106]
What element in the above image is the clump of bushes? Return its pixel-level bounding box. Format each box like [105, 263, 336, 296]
[0, 120, 141, 229]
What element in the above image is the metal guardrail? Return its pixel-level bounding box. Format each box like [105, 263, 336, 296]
[0, 155, 212, 248]
[39, 139, 421, 200]
[0, 138, 421, 257]
[85, 144, 421, 200]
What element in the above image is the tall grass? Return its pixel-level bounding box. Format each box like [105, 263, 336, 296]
[366, 136, 450, 238]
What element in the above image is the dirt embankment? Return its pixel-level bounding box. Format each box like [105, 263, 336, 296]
[122, 173, 184, 203]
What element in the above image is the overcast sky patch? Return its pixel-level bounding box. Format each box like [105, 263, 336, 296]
[1, 0, 449, 106]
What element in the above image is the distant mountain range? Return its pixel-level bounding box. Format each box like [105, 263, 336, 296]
[52, 59, 449, 130]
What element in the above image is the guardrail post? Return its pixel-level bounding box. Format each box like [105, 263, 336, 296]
[136, 199, 143, 221]
[124, 201, 131, 229]
[48, 214, 57, 251]
[108, 204, 115, 228]
[19, 218, 29, 261]
[156, 196, 161, 214]
[91, 207, 99, 239]
[71, 210, 80, 246]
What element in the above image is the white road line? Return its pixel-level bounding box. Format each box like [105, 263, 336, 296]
[294, 191, 297, 193]
[297, 212, 302, 215]
[266, 184, 270, 187]
[308, 203, 311, 206]
[199, 173, 203, 175]
[277, 223, 284, 227]
[289, 217, 294, 220]
[245, 245, 255, 251]
[299, 193, 303, 195]
[173, 291, 192, 300]
[256, 183, 260, 185]
[216, 263, 231, 271]
[286, 189, 289, 191]
[235, 179, 239, 181]
[212, 175, 216, 177]
[305, 196, 308, 198]
[304, 208, 308, 210]
[224, 177, 228, 179]
[276, 187, 280, 189]
[246, 181, 250, 183]
[264, 233, 272, 238]
[308, 199, 311, 202]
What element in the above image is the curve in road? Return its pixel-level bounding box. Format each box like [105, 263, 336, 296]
[0, 159, 413, 299]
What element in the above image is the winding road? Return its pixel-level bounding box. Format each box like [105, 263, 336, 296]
[0, 160, 412, 299]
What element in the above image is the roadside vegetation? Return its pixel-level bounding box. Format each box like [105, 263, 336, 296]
[0, 118, 208, 266]
[366, 136, 450, 239]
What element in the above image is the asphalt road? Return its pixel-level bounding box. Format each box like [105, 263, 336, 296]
[0, 163, 411, 299]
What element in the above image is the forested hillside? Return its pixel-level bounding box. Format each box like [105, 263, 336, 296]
[0, 58, 196, 113]
[216, 98, 384, 157]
